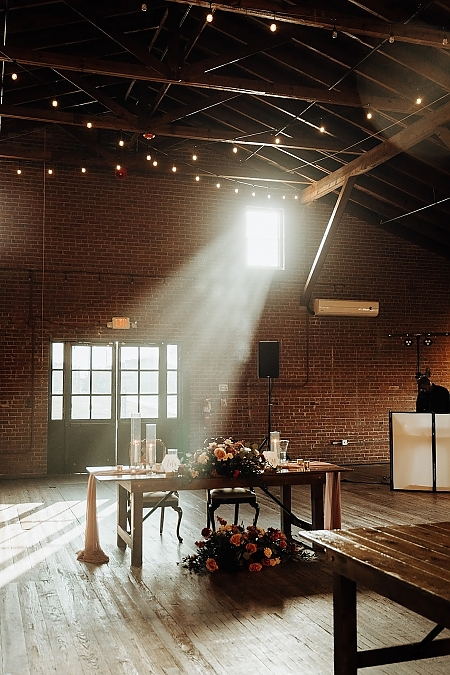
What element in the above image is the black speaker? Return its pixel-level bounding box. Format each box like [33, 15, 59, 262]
[258, 341, 279, 378]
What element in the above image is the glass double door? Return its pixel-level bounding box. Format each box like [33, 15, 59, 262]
[47, 341, 186, 474]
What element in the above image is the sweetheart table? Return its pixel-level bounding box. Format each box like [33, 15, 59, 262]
[79, 462, 347, 567]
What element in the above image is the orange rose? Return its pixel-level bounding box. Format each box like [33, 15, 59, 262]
[206, 558, 218, 572]
[214, 447, 228, 461]
[264, 547, 272, 558]
[230, 533, 242, 546]
[246, 543, 257, 554]
[249, 562, 262, 572]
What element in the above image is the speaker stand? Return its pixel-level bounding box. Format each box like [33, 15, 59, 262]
[258, 376, 272, 452]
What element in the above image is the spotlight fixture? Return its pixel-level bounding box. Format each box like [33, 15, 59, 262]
[11, 72, 18, 80]
[423, 337, 434, 347]
[403, 338, 413, 347]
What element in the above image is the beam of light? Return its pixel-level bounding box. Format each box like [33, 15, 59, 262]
[146, 224, 275, 384]
[0, 500, 115, 587]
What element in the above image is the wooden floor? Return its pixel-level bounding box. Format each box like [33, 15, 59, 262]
[1, 464, 450, 675]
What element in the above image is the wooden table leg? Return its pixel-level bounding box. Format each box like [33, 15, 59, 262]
[280, 484, 292, 538]
[333, 572, 357, 675]
[117, 484, 127, 549]
[311, 481, 324, 530]
[130, 491, 143, 567]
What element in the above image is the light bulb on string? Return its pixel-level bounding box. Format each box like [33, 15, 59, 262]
[216, 182, 220, 188]
[81, 167, 86, 173]
[206, 2, 213, 22]
[416, 97, 422, 105]
[146, 154, 151, 161]
[319, 125, 325, 133]
[192, 152, 197, 161]
[366, 111, 372, 120]
[152, 160, 158, 167]
[51, 99, 58, 107]
[235, 188, 239, 193]
[17, 167, 22, 175]
[232, 146, 238, 154]
[172, 165, 177, 172]
[86, 121, 92, 128]
[195, 175, 200, 182]
[251, 191, 256, 197]
[270, 22, 277, 33]
[48, 168, 53, 175]
[11, 72, 18, 80]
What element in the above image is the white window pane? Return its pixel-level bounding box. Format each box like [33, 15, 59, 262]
[92, 371, 111, 394]
[91, 396, 111, 419]
[72, 345, 90, 370]
[121, 395, 139, 418]
[140, 371, 158, 394]
[167, 395, 178, 419]
[72, 371, 90, 394]
[167, 371, 177, 394]
[140, 396, 158, 418]
[121, 346, 138, 370]
[52, 343, 64, 370]
[92, 345, 112, 370]
[51, 396, 63, 420]
[247, 239, 280, 267]
[121, 371, 138, 394]
[52, 370, 63, 395]
[246, 208, 284, 269]
[71, 396, 90, 419]
[167, 344, 178, 370]
[140, 347, 159, 370]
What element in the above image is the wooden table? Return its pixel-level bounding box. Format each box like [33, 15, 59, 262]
[304, 522, 450, 674]
[88, 462, 346, 567]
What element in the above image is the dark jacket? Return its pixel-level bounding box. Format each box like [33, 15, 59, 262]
[416, 384, 450, 413]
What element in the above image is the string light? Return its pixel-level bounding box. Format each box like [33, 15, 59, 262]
[251, 191, 256, 197]
[48, 168, 53, 175]
[270, 23, 277, 32]
[319, 125, 325, 133]
[172, 165, 177, 172]
[81, 167, 86, 173]
[119, 133, 124, 147]
[234, 188, 239, 193]
[11, 72, 18, 80]
[152, 160, 158, 166]
[195, 175, 200, 181]
[389, 33, 395, 43]
[206, 2, 213, 22]
[51, 99, 58, 107]
[267, 194, 271, 199]
[17, 167, 22, 175]
[216, 182, 220, 188]
[274, 137, 281, 144]
[232, 146, 238, 153]
[116, 164, 121, 170]
[282, 195, 285, 200]
[146, 154, 151, 161]
[192, 152, 197, 161]
[366, 111, 372, 120]
[86, 121, 92, 128]
[416, 97, 422, 105]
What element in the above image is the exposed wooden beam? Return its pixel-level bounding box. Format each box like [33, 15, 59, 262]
[0, 45, 417, 113]
[300, 99, 450, 204]
[300, 177, 356, 307]
[167, 0, 450, 49]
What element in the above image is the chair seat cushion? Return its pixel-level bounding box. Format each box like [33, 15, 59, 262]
[142, 491, 179, 507]
[209, 487, 256, 501]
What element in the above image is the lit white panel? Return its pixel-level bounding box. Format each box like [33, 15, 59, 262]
[435, 414, 450, 491]
[391, 413, 433, 491]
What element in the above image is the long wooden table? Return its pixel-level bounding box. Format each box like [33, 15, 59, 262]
[88, 462, 346, 567]
[304, 522, 450, 674]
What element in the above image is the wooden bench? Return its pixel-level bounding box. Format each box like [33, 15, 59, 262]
[305, 522, 450, 674]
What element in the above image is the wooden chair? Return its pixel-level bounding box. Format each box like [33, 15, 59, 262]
[207, 487, 260, 531]
[128, 491, 183, 543]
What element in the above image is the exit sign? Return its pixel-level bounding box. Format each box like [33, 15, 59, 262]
[111, 317, 130, 329]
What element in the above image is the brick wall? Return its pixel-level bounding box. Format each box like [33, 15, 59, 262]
[1, 159, 450, 476]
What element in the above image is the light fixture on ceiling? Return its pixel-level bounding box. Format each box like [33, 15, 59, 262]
[403, 338, 413, 347]
[270, 20, 277, 33]
[119, 132, 124, 147]
[206, 3, 213, 22]
[423, 337, 434, 347]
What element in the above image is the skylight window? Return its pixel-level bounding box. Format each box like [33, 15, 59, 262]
[246, 207, 284, 269]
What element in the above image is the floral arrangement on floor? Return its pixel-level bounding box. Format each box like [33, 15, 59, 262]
[182, 517, 297, 574]
[186, 437, 266, 478]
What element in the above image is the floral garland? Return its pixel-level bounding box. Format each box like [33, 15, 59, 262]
[187, 437, 266, 478]
[183, 517, 296, 573]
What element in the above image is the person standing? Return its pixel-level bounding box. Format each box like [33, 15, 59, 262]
[416, 376, 450, 413]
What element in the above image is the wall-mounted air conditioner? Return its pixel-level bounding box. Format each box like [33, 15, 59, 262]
[313, 299, 379, 317]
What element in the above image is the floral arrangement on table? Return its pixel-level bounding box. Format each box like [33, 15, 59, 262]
[186, 437, 266, 479]
[183, 517, 297, 573]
